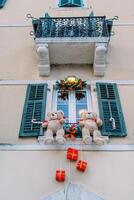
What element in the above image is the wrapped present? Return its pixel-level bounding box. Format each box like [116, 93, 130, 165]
[65, 125, 77, 141]
[76, 160, 87, 172]
[67, 148, 78, 161]
[55, 170, 65, 182]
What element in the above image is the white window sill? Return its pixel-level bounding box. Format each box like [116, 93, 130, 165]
[1, 144, 134, 151]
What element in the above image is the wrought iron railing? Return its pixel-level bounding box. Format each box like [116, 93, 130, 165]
[33, 16, 109, 38]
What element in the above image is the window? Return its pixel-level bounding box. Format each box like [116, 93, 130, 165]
[19, 82, 127, 138]
[53, 89, 91, 123]
[59, 0, 83, 7]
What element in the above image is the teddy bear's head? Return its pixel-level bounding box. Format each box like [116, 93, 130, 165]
[79, 110, 97, 120]
[47, 110, 65, 120]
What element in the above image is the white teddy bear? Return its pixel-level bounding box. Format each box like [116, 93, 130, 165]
[78, 110, 109, 145]
[42, 110, 66, 144]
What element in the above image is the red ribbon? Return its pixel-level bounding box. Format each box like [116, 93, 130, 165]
[65, 125, 76, 141]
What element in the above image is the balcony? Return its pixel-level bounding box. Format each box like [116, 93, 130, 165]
[34, 16, 109, 41]
[32, 15, 113, 77]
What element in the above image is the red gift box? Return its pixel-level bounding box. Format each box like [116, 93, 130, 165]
[67, 148, 78, 161]
[76, 160, 87, 172]
[55, 170, 65, 182]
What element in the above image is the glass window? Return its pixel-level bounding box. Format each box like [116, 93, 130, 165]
[54, 89, 90, 123]
[75, 91, 87, 121]
[57, 91, 69, 122]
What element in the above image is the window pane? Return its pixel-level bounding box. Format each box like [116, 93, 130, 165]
[76, 105, 87, 121]
[75, 91, 87, 121]
[57, 91, 69, 122]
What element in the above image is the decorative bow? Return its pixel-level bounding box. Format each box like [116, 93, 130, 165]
[65, 125, 77, 141]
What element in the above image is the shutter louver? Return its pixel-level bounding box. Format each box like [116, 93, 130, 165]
[19, 84, 48, 137]
[59, 0, 70, 7]
[73, 0, 82, 6]
[59, 0, 82, 7]
[96, 83, 127, 137]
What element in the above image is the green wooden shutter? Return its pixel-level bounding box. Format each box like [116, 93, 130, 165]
[19, 84, 48, 137]
[96, 83, 127, 137]
[59, 0, 82, 7]
[73, 0, 82, 6]
[59, 0, 70, 7]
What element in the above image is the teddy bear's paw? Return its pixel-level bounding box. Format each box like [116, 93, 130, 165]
[94, 139, 104, 145]
[83, 136, 92, 144]
[44, 137, 54, 144]
[102, 136, 109, 144]
[56, 137, 66, 145]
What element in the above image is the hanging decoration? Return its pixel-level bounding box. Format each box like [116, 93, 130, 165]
[76, 160, 87, 172]
[67, 148, 79, 161]
[55, 76, 87, 92]
[64, 124, 77, 141]
[55, 170, 66, 182]
[55, 148, 88, 183]
[75, 91, 86, 100]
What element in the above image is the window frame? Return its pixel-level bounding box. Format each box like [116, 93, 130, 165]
[52, 87, 92, 123]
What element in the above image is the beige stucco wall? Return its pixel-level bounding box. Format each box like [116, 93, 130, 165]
[0, 1, 134, 200]
[0, 85, 38, 144]
[0, 151, 134, 200]
[1, 27, 134, 80]
[0, 0, 134, 79]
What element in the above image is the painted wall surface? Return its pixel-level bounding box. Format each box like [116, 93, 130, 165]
[0, 151, 134, 200]
[0, 0, 134, 200]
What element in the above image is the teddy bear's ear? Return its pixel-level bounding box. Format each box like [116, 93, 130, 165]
[57, 110, 64, 118]
[92, 112, 97, 118]
[47, 112, 51, 117]
[79, 109, 87, 117]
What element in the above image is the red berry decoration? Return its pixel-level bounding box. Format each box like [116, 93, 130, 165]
[67, 148, 78, 161]
[76, 160, 87, 172]
[55, 170, 65, 182]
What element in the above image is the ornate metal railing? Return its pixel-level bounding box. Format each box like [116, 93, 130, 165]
[33, 16, 109, 38]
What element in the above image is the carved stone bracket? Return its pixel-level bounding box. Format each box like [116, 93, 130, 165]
[93, 43, 107, 76]
[36, 44, 50, 76]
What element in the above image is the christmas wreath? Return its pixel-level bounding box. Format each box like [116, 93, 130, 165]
[55, 76, 87, 92]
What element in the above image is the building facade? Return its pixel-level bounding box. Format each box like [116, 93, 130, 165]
[0, 0, 134, 200]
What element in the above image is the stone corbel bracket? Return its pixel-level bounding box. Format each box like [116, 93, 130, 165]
[93, 43, 107, 77]
[36, 44, 50, 76]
